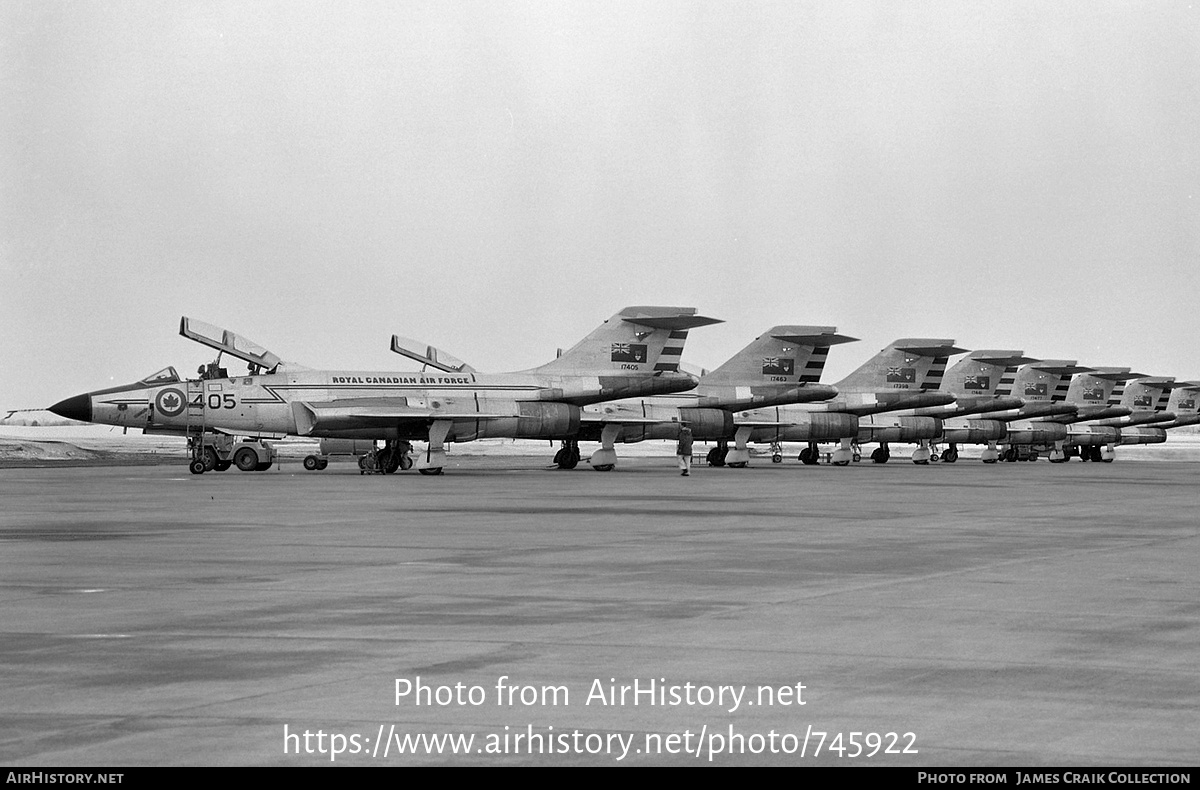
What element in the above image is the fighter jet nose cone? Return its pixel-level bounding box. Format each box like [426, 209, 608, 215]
[48, 394, 91, 422]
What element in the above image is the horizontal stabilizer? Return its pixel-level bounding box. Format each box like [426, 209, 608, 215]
[1032, 364, 1093, 375]
[971, 354, 1040, 367]
[621, 314, 724, 330]
[1086, 369, 1145, 382]
[895, 342, 969, 357]
[771, 331, 859, 347]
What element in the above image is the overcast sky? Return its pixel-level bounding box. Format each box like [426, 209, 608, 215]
[3, 1, 1197, 410]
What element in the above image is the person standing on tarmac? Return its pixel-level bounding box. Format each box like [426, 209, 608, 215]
[677, 425, 694, 476]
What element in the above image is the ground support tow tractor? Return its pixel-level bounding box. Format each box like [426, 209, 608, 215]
[188, 432, 278, 475]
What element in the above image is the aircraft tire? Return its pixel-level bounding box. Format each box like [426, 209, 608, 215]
[553, 448, 565, 466]
[418, 467, 444, 476]
[930, 453, 940, 463]
[398, 454, 413, 471]
[870, 448, 887, 464]
[852, 453, 861, 463]
[706, 448, 725, 467]
[316, 458, 328, 470]
[189, 460, 206, 475]
[772, 453, 783, 463]
[234, 447, 259, 472]
[943, 449, 958, 463]
[557, 453, 579, 470]
[303, 455, 321, 471]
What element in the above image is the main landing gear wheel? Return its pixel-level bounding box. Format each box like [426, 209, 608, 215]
[554, 442, 581, 470]
[376, 448, 401, 474]
[303, 455, 321, 471]
[942, 446, 959, 463]
[358, 454, 373, 475]
[234, 447, 259, 472]
[772, 454, 783, 463]
[418, 467, 444, 476]
[870, 447, 890, 464]
[706, 446, 728, 467]
[798, 446, 818, 465]
[189, 459, 206, 475]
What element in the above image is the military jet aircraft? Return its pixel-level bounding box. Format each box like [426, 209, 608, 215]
[734, 338, 964, 465]
[567, 326, 850, 469]
[47, 307, 718, 475]
[832, 350, 1034, 464]
[1154, 382, 1200, 431]
[1074, 376, 1180, 455]
[387, 325, 847, 470]
[994, 366, 1141, 462]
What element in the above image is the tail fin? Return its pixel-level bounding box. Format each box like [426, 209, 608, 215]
[942, 351, 1038, 397]
[1118, 376, 1175, 411]
[527, 306, 722, 375]
[701, 326, 857, 386]
[1166, 382, 1200, 415]
[1003, 361, 1091, 402]
[1065, 367, 1144, 406]
[835, 338, 967, 393]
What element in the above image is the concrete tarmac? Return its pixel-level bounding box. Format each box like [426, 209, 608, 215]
[1, 456, 1197, 766]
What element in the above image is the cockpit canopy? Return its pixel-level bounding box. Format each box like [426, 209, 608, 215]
[180, 317, 282, 374]
[139, 367, 181, 385]
[390, 335, 475, 373]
